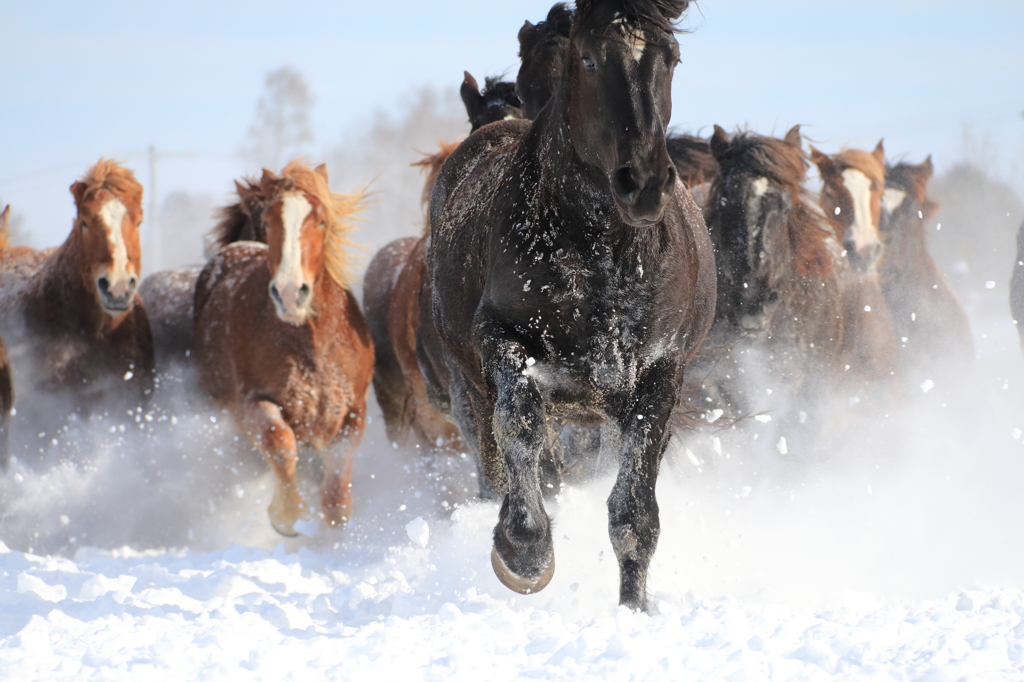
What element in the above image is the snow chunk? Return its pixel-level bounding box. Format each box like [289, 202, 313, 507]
[754, 414, 772, 423]
[777, 437, 788, 455]
[920, 379, 935, 393]
[406, 517, 429, 547]
[17, 573, 68, 602]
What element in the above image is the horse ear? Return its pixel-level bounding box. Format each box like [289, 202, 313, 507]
[710, 125, 730, 158]
[460, 71, 483, 125]
[0, 205, 9, 239]
[70, 180, 87, 205]
[873, 139, 886, 164]
[921, 154, 934, 179]
[518, 20, 538, 56]
[809, 147, 834, 176]
[314, 163, 329, 183]
[784, 125, 802, 149]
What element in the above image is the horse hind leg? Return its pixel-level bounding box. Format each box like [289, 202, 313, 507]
[319, 405, 365, 527]
[244, 398, 308, 536]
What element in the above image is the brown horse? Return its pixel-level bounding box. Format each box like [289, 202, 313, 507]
[880, 157, 973, 368]
[140, 175, 274, 372]
[701, 126, 901, 434]
[193, 160, 373, 535]
[811, 141, 886, 272]
[363, 141, 466, 452]
[0, 160, 154, 423]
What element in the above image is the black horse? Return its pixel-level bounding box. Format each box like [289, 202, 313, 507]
[420, 0, 714, 611]
[460, 72, 523, 131]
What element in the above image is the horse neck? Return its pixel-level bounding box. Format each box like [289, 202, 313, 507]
[885, 209, 934, 277]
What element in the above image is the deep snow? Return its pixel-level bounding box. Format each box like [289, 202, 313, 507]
[4, 293, 1024, 680]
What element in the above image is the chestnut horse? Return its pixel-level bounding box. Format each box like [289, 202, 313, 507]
[421, 0, 714, 610]
[811, 141, 887, 272]
[0, 160, 154, 423]
[701, 126, 900, 431]
[880, 157, 973, 368]
[140, 175, 273, 370]
[193, 160, 373, 535]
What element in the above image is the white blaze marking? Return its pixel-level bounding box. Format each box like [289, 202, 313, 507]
[752, 177, 769, 198]
[630, 33, 646, 62]
[276, 193, 312, 289]
[98, 198, 130, 285]
[881, 187, 906, 214]
[840, 168, 879, 254]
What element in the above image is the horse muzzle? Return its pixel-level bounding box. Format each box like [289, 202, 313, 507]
[96, 274, 138, 314]
[269, 280, 312, 325]
[843, 239, 883, 273]
[611, 164, 676, 227]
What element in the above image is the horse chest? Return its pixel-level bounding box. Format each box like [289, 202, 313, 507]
[491, 239, 672, 405]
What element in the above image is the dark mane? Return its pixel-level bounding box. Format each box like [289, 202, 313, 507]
[482, 77, 522, 110]
[207, 177, 269, 253]
[666, 133, 717, 187]
[575, 0, 689, 33]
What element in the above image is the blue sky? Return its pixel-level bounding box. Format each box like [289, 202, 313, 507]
[2, 0, 1022, 247]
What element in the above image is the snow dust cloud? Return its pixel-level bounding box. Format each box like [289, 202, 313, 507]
[2, 98, 1024, 621]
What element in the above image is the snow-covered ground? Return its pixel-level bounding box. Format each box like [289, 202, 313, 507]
[4, 291, 1024, 680]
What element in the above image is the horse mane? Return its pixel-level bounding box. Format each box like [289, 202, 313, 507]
[711, 129, 834, 279]
[412, 139, 462, 213]
[73, 158, 143, 208]
[208, 176, 269, 252]
[482, 77, 521, 110]
[666, 133, 718, 187]
[833, 149, 885, 188]
[277, 159, 363, 290]
[575, 0, 689, 33]
[521, 2, 574, 47]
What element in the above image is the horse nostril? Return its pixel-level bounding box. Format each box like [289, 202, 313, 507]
[97, 276, 110, 296]
[663, 164, 677, 192]
[296, 283, 311, 307]
[269, 283, 283, 308]
[613, 167, 639, 203]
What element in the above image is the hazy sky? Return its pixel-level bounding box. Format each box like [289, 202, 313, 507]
[2, 0, 1022, 248]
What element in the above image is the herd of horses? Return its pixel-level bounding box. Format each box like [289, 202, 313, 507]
[0, 0, 987, 611]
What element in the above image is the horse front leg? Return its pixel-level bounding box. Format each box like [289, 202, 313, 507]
[485, 341, 554, 594]
[319, 404, 365, 527]
[607, 359, 680, 612]
[243, 398, 308, 536]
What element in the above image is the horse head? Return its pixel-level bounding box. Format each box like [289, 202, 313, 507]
[517, 2, 573, 119]
[261, 160, 359, 326]
[460, 72, 523, 132]
[812, 141, 886, 272]
[564, 0, 687, 227]
[880, 156, 938, 235]
[69, 159, 144, 315]
[709, 125, 823, 329]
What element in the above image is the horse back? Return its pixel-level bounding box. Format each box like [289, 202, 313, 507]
[140, 266, 203, 367]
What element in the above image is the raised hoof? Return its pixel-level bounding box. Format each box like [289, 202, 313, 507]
[269, 515, 301, 538]
[268, 485, 308, 537]
[491, 545, 555, 594]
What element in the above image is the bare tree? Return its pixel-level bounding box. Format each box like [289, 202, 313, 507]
[239, 67, 315, 171]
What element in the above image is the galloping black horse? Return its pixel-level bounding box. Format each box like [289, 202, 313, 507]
[421, 0, 715, 611]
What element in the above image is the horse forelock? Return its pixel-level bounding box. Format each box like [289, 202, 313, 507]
[277, 159, 364, 290]
[833, 149, 885, 189]
[885, 162, 930, 204]
[75, 159, 143, 216]
[575, 0, 688, 35]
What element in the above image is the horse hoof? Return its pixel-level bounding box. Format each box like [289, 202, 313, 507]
[270, 519, 300, 538]
[490, 546, 555, 594]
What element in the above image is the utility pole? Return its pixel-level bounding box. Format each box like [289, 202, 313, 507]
[146, 145, 194, 272]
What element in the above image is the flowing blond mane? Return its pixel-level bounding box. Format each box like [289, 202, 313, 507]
[278, 159, 364, 289]
[74, 158, 144, 208]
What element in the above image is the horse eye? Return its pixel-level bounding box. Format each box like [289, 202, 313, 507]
[582, 55, 596, 69]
